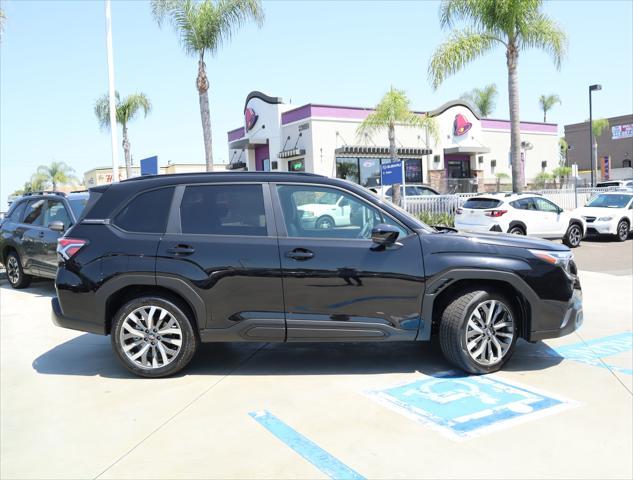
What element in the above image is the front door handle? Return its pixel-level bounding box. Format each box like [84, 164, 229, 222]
[285, 248, 314, 261]
[38, 231, 45, 237]
[167, 245, 195, 255]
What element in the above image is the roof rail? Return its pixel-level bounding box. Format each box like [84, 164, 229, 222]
[22, 191, 66, 197]
[69, 189, 88, 194]
[120, 171, 326, 182]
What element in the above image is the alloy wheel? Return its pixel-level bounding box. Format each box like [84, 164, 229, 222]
[464, 300, 514, 366]
[7, 256, 20, 285]
[618, 221, 629, 241]
[568, 225, 582, 247]
[119, 306, 183, 370]
[316, 217, 334, 229]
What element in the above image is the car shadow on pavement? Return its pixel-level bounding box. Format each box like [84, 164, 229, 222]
[32, 335, 563, 379]
[0, 276, 56, 298]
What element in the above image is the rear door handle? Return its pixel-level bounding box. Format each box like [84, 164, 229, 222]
[167, 245, 195, 255]
[285, 248, 314, 261]
[38, 231, 45, 237]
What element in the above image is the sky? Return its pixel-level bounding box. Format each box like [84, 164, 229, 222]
[1, 0, 632, 209]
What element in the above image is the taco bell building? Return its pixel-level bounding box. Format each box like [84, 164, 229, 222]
[227, 91, 559, 192]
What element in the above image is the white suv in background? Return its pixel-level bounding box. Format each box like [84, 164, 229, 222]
[573, 191, 633, 241]
[455, 193, 586, 247]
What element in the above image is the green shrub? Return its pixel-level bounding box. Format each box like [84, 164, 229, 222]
[418, 212, 455, 227]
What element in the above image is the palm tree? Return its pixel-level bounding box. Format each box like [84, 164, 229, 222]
[357, 87, 439, 207]
[539, 94, 561, 122]
[460, 83, 497, 117]
[429, 0, 567, 193]
[1, 8, 6, 41]
[37, 162, 78, 191]
[95, 91, 151, 179]
[151, 0, 264, 171]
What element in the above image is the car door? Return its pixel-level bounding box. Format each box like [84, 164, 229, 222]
[39, 198, 73, 277]
[20, 198, 47, 275]
[534, 197, 565, 237]
[511, 197, 545, 235]
[156, 183, 285, 341]
[272, 182, 426, 342]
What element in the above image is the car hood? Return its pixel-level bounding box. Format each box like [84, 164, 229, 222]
[574, 206, 623, 216]
[430, 230, 569, 251]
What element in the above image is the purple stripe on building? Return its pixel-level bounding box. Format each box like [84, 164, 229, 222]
[482, 119, 558, 133]
[228, 127, 245, 141]
[281, 105, 314, 124]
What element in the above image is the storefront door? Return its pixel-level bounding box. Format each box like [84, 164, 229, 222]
[255, 144, 270, 171]
[445, 154, 473, 193]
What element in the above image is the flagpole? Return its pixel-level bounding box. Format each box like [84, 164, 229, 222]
[104, 0, 119, 182]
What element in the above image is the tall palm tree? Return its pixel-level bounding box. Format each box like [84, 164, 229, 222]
[460, 83, 497, 117]
[539, 94, 561, 122]
[429, 0, 567, 193]
[37, 162, 78, 191]
[95, 91, 151, 179]
[357, 87, 439, 207]
[151, 0, 264, 172]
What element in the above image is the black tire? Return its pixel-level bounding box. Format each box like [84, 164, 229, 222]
[616, 220, 630, 242]
[439, 289, 519, 375]
[563, 223, 583, 248]
[315, 215, 335, 230]
[508, 225, 525, 235]
[111, 296, 198, 378]
[5, 251, 31, 289]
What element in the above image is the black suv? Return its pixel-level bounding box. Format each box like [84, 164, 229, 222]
[51, 173, 583, 377]
[1, 191, 88, 288]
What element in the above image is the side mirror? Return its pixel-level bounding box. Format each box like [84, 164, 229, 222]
[371, 224, 400, 247]
[49, 221, 65, 232]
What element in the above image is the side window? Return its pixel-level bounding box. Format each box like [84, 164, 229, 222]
[534, 197, 559, 213]
[45, 200, 71, 228]
[114, 187, 174, 233]
[420, 188, 437, 196]
[180, 184, 267, 236]
[23, 199, 45, 225]
[8, 201, 27, 223]
[276, 184, 407, 240]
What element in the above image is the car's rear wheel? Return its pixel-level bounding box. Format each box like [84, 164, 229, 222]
[439, 290, 518, 374]
[563, 223, 583, 248]
[111, 296, 198, 378]
[315, 215, 335, 229]
[5, 251, 31, 289]
[508, 225, 525, 235]
[616, 220, 629, 242]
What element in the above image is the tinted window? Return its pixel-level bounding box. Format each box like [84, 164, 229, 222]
[180, 184, 266, 236]
[463, 198, 502, 209]
[115, 188, 174, 233]
[277, 184, 407, 240]
[8, 201, 27, 222]
[534, 197, 560, 213]
[68, 197, 88, 219]
[45, 200, 71, 227]
[510, 198, 538, 210]
[23, 199, 45, 225]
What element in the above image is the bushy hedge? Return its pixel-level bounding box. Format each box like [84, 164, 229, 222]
[418, 212, 455, 227]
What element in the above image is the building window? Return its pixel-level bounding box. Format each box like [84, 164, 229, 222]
[433, 155, 441, 165]
[288, 159, 305, 172]
[490, 159, 496, 175]
[624, 159, 632, 168]
[404, 159, 423, 183]
[359, 158, 381, 188]
[336, 157, 423, 186]
[336, 157, 360, 184]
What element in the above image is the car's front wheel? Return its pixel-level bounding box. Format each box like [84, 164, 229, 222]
[508, 225, 525, 235]
[111, 296, 198, 378]
[439, 290, 518, 374]
[315, 215, 335, 229]
[563, 223, 583, 248]
[616, 220, 630, 242]
[5, 251, 31, 289]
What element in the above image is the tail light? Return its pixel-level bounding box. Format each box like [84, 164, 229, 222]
[456, 208, 463, 215]
[484, 210, 507, 217]
[57, 238, 87, 260]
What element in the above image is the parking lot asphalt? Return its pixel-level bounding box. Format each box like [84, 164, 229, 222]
[1, 247, 632, 479]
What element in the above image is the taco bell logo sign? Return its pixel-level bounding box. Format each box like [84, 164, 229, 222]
[453, 113, 472, 136]
[245, 107, 258, 131]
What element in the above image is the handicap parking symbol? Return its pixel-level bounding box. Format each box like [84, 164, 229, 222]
[365, 371, 577, 440]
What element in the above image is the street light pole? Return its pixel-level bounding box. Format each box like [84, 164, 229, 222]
[588, 84, 602, 187]
[104, 0, 119, 183]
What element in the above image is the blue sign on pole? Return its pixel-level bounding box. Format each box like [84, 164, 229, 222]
[380, 161, 403, 186]
[140, 156, 159, 176]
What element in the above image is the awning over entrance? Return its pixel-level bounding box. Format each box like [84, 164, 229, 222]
[335, 145, 432, 157]
[443, 146, 490, 154]
[228, 137, 267, 150]
[278, 148, 306, 159]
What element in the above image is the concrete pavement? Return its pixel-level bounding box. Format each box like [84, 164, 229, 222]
[1, 266, 631, 479]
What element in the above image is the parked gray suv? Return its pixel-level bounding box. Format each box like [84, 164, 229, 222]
[0, 191, 88, 288]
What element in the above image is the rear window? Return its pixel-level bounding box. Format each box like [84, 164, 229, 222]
[463, 198, 502, 209]
[114, 187, 174, 233]
[180, 184, 266, 236]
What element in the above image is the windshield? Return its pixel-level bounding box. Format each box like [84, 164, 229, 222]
[586, 194, 633, 208]
[68, 197, 88, 218]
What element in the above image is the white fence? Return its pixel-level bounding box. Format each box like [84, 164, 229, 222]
[395, 187, 615, 218]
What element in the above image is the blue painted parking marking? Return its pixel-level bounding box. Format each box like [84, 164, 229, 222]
[366, 372, 577, 440]
[249, 410, 365, 480]
[551, 332, 633, 375]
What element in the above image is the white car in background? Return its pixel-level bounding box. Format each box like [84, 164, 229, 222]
[455, 193, 586, 247]
[297, 192, 353, 229]
[573, 191, 633, 241]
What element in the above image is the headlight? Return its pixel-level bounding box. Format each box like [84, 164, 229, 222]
[529, 249, 574, 271]
[597, 216, 613, 221]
